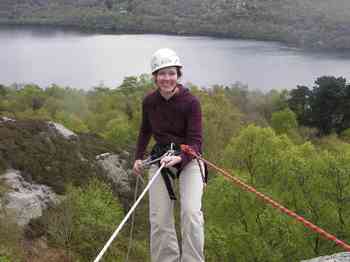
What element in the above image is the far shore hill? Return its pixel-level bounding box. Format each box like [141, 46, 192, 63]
[1, 0, 350, 50]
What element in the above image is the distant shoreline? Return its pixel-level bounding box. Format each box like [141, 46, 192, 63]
[1, 20, 350, 52]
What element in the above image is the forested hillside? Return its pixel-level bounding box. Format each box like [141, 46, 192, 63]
[0, 75, 349, 261]
[1, 0, 350, 49]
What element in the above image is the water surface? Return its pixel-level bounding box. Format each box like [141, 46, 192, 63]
[1, 26, 350, 91]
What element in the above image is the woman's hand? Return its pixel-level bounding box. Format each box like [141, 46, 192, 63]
[133, 159, 144, 176]
[160, 155, 182, 168]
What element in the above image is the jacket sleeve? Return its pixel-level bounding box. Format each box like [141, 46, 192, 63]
[180, 97, 202, 169]
[135, 99, 152, 160]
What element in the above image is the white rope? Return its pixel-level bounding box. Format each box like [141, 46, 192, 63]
[93, 163, 165, 262]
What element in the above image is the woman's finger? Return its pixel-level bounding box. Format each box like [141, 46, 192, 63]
[164, 156, 181, 167]
[133, 160, 143, 176]
[160, 156, 170, 165]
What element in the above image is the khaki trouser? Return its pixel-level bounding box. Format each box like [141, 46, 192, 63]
[148, 160, 205, 262]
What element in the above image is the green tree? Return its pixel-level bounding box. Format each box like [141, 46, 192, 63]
[102, 116, 135, 148]
[192, 86, 242, 164]
[342, 83, 350, 131]
[54, 111, 89, 133]
[289, 76, 350, 135]
[340, 128, 350, 142]
[288, 85, 311, 125]
[271, 108, 298, 135]
[14, 84, 46, 112]
[204, 124, 349, 261]
[310, 76, 348, 135]
[15, 107, 51, 120]
[0, 85, 7, 96]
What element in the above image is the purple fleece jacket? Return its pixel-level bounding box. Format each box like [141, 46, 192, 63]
[135, 84, 202, 169]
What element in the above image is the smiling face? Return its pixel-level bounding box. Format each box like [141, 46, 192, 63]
[154, 66, 179, 95]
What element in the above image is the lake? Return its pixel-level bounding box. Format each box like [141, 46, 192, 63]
[1, 26, 350, 91]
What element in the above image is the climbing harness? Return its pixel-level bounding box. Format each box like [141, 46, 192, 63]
[180, 144, 350, 252]
[93, 148, 177, 262]
[146, 143, 181, 200]
[144, 142, 208, 200]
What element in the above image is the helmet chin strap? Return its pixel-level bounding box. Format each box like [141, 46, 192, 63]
[170, 85, 177, 94]
[155, 79, 178, 99]
[157, 83, 177, 95]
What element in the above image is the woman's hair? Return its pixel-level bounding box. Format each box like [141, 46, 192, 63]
[152, 66, 182, 79]
[176, 67, 182, 78]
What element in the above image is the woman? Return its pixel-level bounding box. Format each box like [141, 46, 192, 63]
[133, 48, 205, 262]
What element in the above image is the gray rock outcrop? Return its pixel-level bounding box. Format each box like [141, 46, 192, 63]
[48, 121, 77, 139]
[0, 169, 60, 226]
[0, 118, 133, 226]
[96, 152, 133, 197]
[0, 116, 16, 123]
[301, 252, 350, 262]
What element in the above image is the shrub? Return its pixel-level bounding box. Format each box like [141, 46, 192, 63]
[45, 178, 125, 261]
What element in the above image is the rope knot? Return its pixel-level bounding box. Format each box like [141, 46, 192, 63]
[180, 144, 198, 157]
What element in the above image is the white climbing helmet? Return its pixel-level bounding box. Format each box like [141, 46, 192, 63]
[150, 48, 182, 74]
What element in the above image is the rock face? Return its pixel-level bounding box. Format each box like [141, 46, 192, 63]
[96, 152, 134, 207]
[0, 118, 134, 227]
[301, 252, 350, 262]
[0, 116, 16, 123]
[0, 118, 124, 194]
[48, 121, 77, 139]
[0, 169, 60, 226]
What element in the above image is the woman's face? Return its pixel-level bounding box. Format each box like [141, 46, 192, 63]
[154, 66, 178, 94]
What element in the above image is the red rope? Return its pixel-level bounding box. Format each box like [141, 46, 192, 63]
[180, 144, 350, 252]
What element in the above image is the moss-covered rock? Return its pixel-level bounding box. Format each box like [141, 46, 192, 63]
[0, 118, 124, 194]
